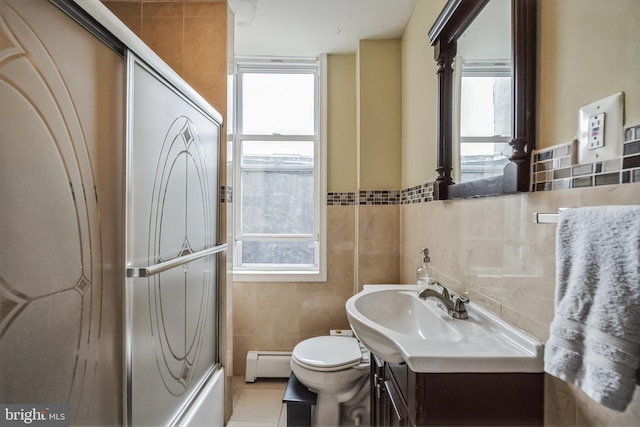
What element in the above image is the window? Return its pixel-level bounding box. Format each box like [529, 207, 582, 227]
[458, 61, 512, 183]
[233, 58, 326, 282]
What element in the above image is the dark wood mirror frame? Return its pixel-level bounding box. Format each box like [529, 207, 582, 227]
[428, 0, 537, 200]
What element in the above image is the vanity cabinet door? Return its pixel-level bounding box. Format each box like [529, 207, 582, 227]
[384, 377, 410, 426]
[371, 355, 387, 427]
[370, 358, 543, 426]
[371, 355, 412, 427]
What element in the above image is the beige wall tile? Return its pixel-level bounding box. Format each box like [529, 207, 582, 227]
[103, 2, 142, 36]
[358, 205, 399, 253]
[184, 2, 221, 17]
[184, 16, 226, 74]
[232, 288, 257, 336]
[327, 249, 355, 286]
[576, 386, 640, 426]
[141, 15, 183, 73]
[400, 183, 640, 345]
[231, 202, 403, 376]
[232, 205, 361, 376]
[142, 2, 182, 17]
[232, 335, 253, 381]
[544, 374, 577, 426]
[328, 205, 356, 249]
[357, 204, 400, 290]
[183, 71, 227, 114]
[357, 252, 400, 289]
[103, 1, 141, 18]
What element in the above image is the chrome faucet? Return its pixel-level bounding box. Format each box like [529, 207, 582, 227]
[418, 282, 469, 320]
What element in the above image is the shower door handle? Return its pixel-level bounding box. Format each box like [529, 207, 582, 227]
[126, 243, 228, 278]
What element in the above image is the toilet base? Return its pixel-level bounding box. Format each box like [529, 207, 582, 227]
[309, 374, 370, 427]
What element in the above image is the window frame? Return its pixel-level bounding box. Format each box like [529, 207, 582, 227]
[456, 60, 513, 183]
[232, 57, 327, 282]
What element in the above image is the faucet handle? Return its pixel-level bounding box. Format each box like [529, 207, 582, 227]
[434, 282, 450, 299]
[453, 295, 469, 313]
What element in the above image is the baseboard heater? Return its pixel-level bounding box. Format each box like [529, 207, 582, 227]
[245, 351, 292, 383]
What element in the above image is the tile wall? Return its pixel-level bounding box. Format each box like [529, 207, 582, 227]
[399, 182, 640, 425]
[531, 124, 640, 191]
[232, 200, 401, 376]
[232, 205, 357, 376]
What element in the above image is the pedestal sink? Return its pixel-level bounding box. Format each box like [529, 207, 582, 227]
[345, 285, 543, 373]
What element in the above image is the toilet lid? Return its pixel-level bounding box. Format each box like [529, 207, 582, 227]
[292, 336, 362, 371]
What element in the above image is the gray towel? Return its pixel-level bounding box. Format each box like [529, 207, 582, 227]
[544, 205, 640, 412]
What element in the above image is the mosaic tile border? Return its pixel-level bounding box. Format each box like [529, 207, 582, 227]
[531, 124, 640, 192]
[327, 192, 358, 206]
[229, 188, 405, 206]
[359, 190, 400, 205]
[401, 182, 436, 204]
[220, 185, 232, 203]
[326, 183, 437, 206]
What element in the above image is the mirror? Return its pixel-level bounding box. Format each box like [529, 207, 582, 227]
[428, 0, 537, 199]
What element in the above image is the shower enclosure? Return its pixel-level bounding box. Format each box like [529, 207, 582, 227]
[0, 0, 225, 425]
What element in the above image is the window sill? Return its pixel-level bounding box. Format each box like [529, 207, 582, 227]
[232, 269, 326, 283]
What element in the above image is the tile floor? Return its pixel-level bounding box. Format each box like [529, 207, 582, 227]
[227, 376, 289, 427]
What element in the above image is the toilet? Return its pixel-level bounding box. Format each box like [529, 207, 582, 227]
[290, 336, 370, 427]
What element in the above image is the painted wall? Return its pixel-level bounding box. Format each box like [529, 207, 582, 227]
[401, 0, 447, 189]
[327, 54, 357, 192]
[357, 39, 402, 190]
[538, 0, 640, 150]
[399, 0, 640, 424]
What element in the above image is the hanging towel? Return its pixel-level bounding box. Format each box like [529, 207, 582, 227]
[544, 205, 640, 412]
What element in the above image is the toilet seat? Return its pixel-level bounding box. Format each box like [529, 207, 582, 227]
[292, 336, 362, 372]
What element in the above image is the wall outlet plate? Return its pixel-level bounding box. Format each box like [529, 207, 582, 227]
[587, 112, 605, 149]
[578, 92, 624, 164]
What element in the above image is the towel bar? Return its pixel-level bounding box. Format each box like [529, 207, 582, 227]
[532, 213, 559, 224]
[532, 208, 568, 224]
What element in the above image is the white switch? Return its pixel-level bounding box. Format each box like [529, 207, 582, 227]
[588, 112, 605, 149]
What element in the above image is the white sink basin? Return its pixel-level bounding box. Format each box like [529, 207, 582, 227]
[345, 284, 543, 373]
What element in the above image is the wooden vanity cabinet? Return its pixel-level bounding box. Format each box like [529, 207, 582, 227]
[370, 355, 543, 426]
[372, 355, 410, 426]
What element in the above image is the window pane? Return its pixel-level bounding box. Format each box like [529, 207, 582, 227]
[241, 170, 314, 234]
[460, 76, 512, 137]
[459, 142, 511, 182]
[242, 72, 315, 135]
[241, 240, 315, 265]
[242, 140, 314, 167]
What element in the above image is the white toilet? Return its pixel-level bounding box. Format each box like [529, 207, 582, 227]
[290, 336, 370, 427]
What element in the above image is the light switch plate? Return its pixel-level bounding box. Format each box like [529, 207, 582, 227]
[578, 92, 623, 164]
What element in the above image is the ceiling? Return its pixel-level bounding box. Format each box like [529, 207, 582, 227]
[227, 0, 418, 58]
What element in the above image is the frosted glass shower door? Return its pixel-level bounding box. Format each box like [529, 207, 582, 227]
[0, 0, 125, 424]
[125, 55, 223, 426]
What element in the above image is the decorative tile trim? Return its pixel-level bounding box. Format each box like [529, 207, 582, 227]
[401, 182, 435, 204]
[531, 126, 640, 192]
[359, 190, 400, 205]
[326, 185, 435, 206]
[531, 140, 578, 190]
[220, 185, 232, 203]
[327, 192, 358, 206]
